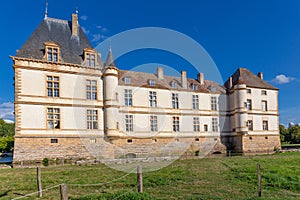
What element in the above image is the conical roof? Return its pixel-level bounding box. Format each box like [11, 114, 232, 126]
[105, 48, 117, 67]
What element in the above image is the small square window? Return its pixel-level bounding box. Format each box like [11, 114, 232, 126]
[171, 81, 177, 88]
[149, 80, 155, 86]
[261, 90, 267, 95]
[50, 139, 58, 143]
[192, 84, 198, 90]
[246, 89, 251, 94]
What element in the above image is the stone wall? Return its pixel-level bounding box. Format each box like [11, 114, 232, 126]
[242, 134, 281, 154]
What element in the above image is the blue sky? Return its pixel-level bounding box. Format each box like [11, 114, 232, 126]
[0, 0, 300, 125]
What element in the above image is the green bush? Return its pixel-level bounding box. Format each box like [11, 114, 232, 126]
[42, 158, 49, 166]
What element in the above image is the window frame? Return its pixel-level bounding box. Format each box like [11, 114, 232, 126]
[261, 90, 267, 95]
[86, 79, 97, 100]
[149, 79, 155, 86]
[193, 117, 200, 132]
[124, 77, 131, 84]
[149, 91, 157, 107]
[87, 109, 98, 130]
[124, 89, 133, 106]
[173, 116, 180, 132]
[125, 115, 133, 132]
[47, 75, 59, 97]
[192, 94, 199, 110]
[211, 96, 217, 111]
[44, 42, 60, 62]
[263, 120, 268, 131]
[246, 99, 252, 110]
[212, 117, 218, 132]
[172, 93, 179, 109]
[150, 115, 158, 132]
[47, 107, 60, 130]
[247, 120, 253, 131]
[262, 100, 267, 111]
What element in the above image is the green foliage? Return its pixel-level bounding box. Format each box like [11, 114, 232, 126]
[280, 125, 300, 144]
[42, 158, 49, 166]
[0, 136, 14, 152]
[0, 119, 15, 137]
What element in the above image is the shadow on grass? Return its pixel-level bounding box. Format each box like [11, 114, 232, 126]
[0, 190, 11, 198]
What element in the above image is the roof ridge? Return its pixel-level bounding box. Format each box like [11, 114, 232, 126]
[45, 17, 69, 25]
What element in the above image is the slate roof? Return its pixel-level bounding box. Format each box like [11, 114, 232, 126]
[118, 70, 225, 94]
[105, 48, 117, 67]
[15, 17, 98, 66]
[225, 68, 278, 90]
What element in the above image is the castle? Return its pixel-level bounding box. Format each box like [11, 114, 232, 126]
[11, 12, 281, 164]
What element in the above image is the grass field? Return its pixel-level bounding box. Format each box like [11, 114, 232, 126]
[0, 152, 299, 200]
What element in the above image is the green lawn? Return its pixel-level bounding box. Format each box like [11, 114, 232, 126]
[1, 152, 299, 200]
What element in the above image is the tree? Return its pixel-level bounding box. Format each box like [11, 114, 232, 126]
[0, 119, 15, 137]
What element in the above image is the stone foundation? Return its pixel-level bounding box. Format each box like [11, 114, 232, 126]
[242, 134, 281, 154]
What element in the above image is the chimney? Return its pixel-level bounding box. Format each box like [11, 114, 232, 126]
[228, 76, 233, 88]
[72, 13, 79, 36]
[181, 71, 187, 89]
[197, 73, 204, 85]
[257, 72, 263, 79]
[157, 67, 164, 79]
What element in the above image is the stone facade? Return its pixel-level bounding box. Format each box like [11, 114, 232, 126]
[11, 13, 281, 164]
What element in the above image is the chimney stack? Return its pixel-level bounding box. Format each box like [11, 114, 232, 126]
[257, 72, 263, 79]
[72, 13, 79, 36]
[157, 67, 164, 79]
[228, 76, 233, 88]
[181, 71, 187, 89]
[197, 73, 204, 85]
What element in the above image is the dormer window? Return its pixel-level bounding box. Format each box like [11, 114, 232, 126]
[124, 77, 131, 84]
[149, 80, 155, 86]
[44, 42, 60, 62]
[84, 48, 98, 67]
[171, 81, 177, 88]
[86, 53, 96, 67]
[192, 84, 198, 90]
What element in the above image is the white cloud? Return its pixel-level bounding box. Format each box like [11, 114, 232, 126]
[81, 26, 90, 35]
[272, 74, 296, 84]
[0, 102, 14, 121]
[4, 119, 14, 124]
[91, 34, 107, 43]
[80, 15, 88, 21]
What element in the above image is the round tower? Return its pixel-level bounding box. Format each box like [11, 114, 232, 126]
[234, 83, 248, 134]
[103, 48, 120, 138]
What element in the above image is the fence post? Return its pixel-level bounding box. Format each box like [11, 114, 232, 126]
[137, 165, 143, 193]
[37, 163, 42, 197]
[257, 163, 262, 197]
[60, 183, 68, 200]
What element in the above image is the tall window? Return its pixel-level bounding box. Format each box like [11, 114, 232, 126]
[204, 124, 208, 132]
[262, 101, 267, 111]
[47, 76, 59, 97]
[246, 99, 252, 110]
[263, 120, 268, 130]
[124, 89, 132, 106]
[192, 95, 199, 110]
[171, 81, 177, 88]
[172, 93, 179, 109]
[87, 110, 98, 129]
[149, 91, 157, 107]
[211, 96, 217, 111]
[47, 47, 58, 62]
[150, 115, 158, 132]
[86, 80, 97, 100]
[86, 53, 96, 67]
[193, 117, 200, 132]
[247, 120, 253, 131]
[212, 118, 218, 132]
[173, 116, 180, 132]
[47, 108, 60, 129]
[125, 115, 133, 132]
